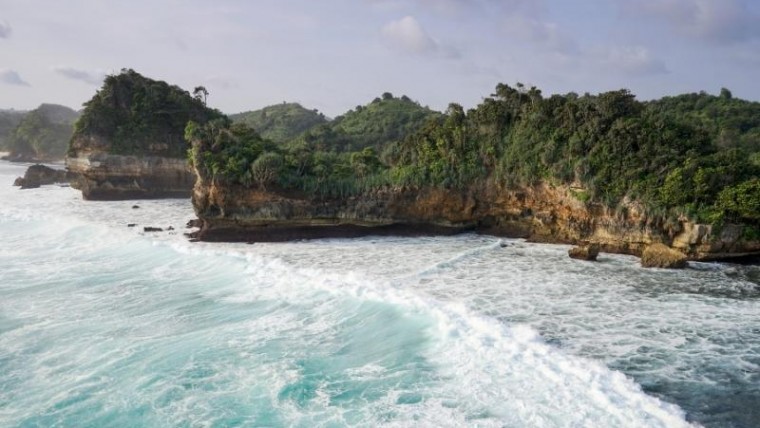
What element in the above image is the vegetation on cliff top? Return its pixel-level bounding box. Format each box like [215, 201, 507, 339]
[230, 103, 328, 143]
[188, 83, 760, 231]
[4, 104, 78, 161]
[71, 69, 224, 158]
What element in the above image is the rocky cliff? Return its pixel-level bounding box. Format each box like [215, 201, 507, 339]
[67, 149, 194, 200]
[191, 179, 760, 261]
[64, 69, 223, 200]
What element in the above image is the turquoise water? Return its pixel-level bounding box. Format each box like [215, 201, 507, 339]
[0, 161, 758, 427]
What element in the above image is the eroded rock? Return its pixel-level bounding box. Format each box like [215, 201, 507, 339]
[569, 243, 600, 261]
[13, 164, 74, 189]
[641, 243, 687, 269]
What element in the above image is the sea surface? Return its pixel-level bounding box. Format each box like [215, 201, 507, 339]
[1, 160, 759, 428]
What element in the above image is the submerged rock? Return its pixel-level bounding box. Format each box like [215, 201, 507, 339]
[641, 243, 687, 269]
[143, 227, 163, 232]
[569, 243, 600, 261]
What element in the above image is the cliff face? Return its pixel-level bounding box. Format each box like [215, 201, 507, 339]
[67, 148, 194, 200]
[192, 178, 760, 260]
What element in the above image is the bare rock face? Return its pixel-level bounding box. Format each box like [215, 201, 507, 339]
[190, 173, 760, 261]
[641, 243, 688, 269]
[66, 152, 194, 200]
[568, 243, 600, 261]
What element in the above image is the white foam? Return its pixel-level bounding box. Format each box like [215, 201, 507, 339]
[4, 159, 752, 426]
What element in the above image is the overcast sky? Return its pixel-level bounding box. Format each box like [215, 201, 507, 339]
[1, 0, 759, 116]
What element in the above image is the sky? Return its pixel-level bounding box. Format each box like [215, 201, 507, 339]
[1, 0, 760, 117]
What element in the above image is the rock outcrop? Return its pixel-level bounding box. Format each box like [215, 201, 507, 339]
[191, 179, 760, 261]
[64, 69, 224, 200]
[13, 164, 76, 189]
[66, 151, 194, 200]
[641, 243, 688, 269]
[568, 243, 600, 261]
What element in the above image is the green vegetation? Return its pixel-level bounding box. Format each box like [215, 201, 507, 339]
[324, 93, 440, 151]
[190, 83, 760, 230]
[73, 69, 224, 157]
[230, 103, 327, 143]
[0, 109, 28, 150]
[4, 104, 78, 161]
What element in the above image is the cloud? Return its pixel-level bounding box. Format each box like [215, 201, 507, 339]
[53, 67, 106, 85]
[382, 16, 439, 54]
[0, 21, 10, 39]
[622, 0, 760, 44]
[0, 69, 30, 86]
[595, 46, 668, 76]
[503, 15, 578, 54]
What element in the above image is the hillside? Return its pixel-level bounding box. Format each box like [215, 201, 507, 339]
[230, 103, 327, 143]
[303, 93, 440, 152]
[0, 109, 28, 150]
[3, 104, 79, 162]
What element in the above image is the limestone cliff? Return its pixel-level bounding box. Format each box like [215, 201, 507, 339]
[64, 69, 223, 200]
[66, 149, 194, 200]
[191, 178, 760, 261]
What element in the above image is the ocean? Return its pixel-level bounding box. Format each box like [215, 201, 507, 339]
[1, 160, 758, 427]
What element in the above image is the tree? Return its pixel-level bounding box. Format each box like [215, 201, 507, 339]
[193, 86, 209, 105]
[251, 152, 283, 189]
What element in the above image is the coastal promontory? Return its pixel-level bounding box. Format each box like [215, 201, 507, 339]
[188, 85, 760, 261]
[66, 69, 224, 200]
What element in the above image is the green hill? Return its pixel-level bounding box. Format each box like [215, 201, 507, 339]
[0, 109, 28, 150]
[4, 104, 79, 161]
[293, 93, 440, 153]
[71, 68, 224, 158]
[230, 103, 327, 143]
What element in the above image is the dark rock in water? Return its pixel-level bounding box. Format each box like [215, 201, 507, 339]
[186, 219, 202, 229]
[641, 243, 687, 269]
[499, 242, 508, 248]
[143, 227, 163, 232]
[569, 243, 600, 261]
[13, 164, 75, 189]
[127, 224, 136, 227]
[132, 205, 140, 209]
[168, 226, 175, 231]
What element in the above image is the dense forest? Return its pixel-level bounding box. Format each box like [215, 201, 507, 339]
[230, 103, 328, 143]
[188, 83, 760, 233]
[72, 69, 224, 158]
[3, 104, 79, 161]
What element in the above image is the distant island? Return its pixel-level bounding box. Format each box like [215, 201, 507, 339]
[50, 69, 760, 260]
[1, 104, 78, 162]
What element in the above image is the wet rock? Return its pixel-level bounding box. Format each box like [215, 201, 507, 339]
[641, 243, 687, 269]
[127, 223, 136, 227]
[143, 226, 163, 232]
[569, 243, 600, 261]
[13, 164, 73, 189]
[167, 226, 175, 231]
[132, 205, 140, 209]
[186, 219, 202, 229]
